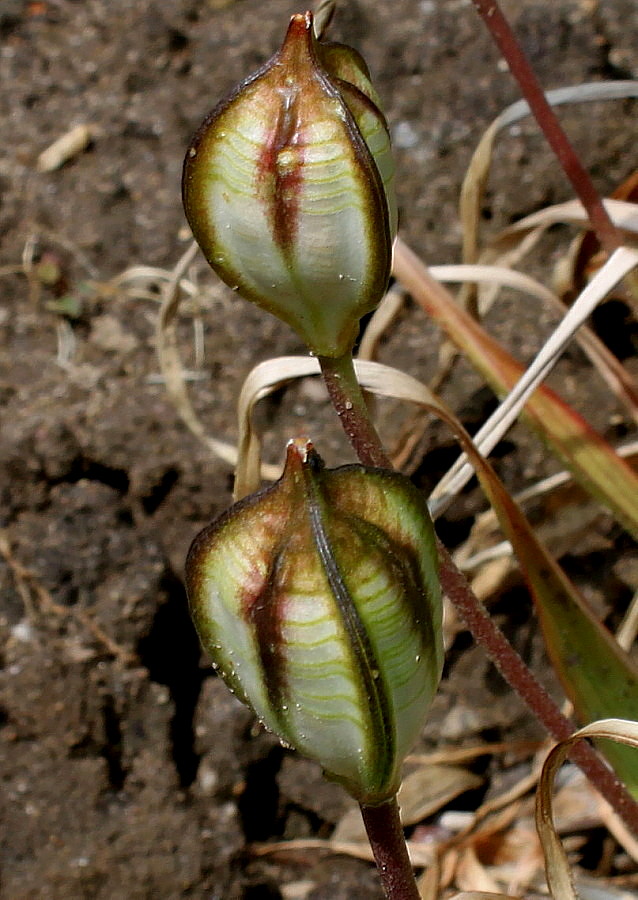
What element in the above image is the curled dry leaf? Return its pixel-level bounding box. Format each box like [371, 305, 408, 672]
[536, 719, 638, 900]
[459, 80, 638, 270]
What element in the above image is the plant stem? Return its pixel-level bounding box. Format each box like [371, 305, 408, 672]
[318, 353, 391, 469]
[360, 799, 421, 900]
[318, 350, 638, 835]
[471, 0, 623, 257]
[436, 543, 638, 833]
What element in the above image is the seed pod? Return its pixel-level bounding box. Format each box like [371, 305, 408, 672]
[182, 11, 396, 358]
[186, 440, 442, 805]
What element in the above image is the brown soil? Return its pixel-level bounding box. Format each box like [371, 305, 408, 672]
[1, 1, 636, 898]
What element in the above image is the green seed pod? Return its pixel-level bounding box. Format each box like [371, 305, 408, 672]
[186, 440, 442, 805]
[182, 11, 396, 359]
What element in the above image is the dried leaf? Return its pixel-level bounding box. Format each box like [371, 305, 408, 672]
[398, 765, 484, 826]
[486, 198, 638, 256]
[574, 878, 638, 900]
[561, 169, 638, 308]
[455, 846, 502, 894]
[416, 857, 440, 900]
[155, 242, 281, 480]
[251, 835, 435, 867]
[537, 719, 638, 900]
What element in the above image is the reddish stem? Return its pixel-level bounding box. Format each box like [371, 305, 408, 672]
[471, 0, 623, 256]
[437, 542, 638, 833]
[318, 354, 391, 469]
[360, 799, 421, 900]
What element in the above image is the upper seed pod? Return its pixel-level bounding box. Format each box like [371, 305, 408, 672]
[186, 440, 442, 805]
[182, 11, 397, 358]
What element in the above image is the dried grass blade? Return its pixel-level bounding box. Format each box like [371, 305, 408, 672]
[250, 836, 435, 868]
[393, 238, 638, 539]
[156, 241, 239, 468]
[476, 439, 638, 522]
[235, 356, 318, 499]
[416, 858, 441, 900]
[460, 81, 638, 269]
[357, 284, 406, 361]
[429, 263, 638, 426]
[430, 247, 638, 511]
[483, 198, 638, 265]
[617, 591, 638, 653]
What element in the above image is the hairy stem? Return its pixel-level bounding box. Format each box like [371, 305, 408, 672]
[319, 350, 638, 835]
[471, 0, 623, 257]
[360, 798, 421, 900]
[318, 353, 391, 469]
[437, 543, 638, 832]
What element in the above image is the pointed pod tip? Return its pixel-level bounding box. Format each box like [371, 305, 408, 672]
[281, 12, 315, 62]
[284, 438, 327, 482]
[286, 436, 314, 462]
[284, 436, 322, 468]
[289, 11, 314, 29]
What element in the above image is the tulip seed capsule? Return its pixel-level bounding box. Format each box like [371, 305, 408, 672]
[183, 11, 397, 358]
[186, 440, 442, 805]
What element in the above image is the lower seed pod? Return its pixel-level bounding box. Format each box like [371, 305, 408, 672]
[186, 439, 442, 805]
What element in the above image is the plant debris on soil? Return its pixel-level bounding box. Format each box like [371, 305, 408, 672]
[1, 1, 637, 898]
